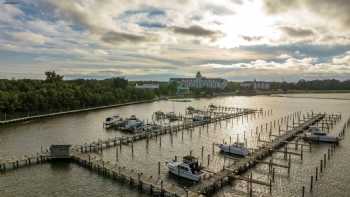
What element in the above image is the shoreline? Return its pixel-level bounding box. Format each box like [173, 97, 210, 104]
[0, 99, 160, 126]
[1, 90, 349, 126]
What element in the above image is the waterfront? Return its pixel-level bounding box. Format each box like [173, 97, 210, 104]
[1, 94, 350, 197]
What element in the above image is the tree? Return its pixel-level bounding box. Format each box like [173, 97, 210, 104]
[45, 71, 63, 82]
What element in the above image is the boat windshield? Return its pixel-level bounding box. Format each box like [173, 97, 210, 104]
[313, 132, 327, 136]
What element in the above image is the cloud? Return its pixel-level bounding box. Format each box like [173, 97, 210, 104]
[171, 25, 222, 39]
[241, 35, 263, 42]
[192, 55, 350, 81]
[0, 3, 24, 24]
[263, 0, 350, 30]
[332, 51, 350, 65]
[280, 26, 315, 38]
[204, 3, 235, 15]
[11, 31, 49, 45]
[101, 31, 152, 44]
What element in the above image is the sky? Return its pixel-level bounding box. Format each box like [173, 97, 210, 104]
[0, 0, 349, 81]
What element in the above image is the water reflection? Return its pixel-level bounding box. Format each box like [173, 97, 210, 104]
[1, 94, 350, 197]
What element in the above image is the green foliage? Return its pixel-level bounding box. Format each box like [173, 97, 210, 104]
[269, 79, 350, 90]
[224, 81, 240, 92]
[0, 74, 157, 120]
[45, 71, 63, 82]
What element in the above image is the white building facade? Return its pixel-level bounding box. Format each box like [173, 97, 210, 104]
[170, 72, 227, 89]
[240, 80, 271, 90]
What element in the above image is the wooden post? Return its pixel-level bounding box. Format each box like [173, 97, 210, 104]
[116, 147, 118, 162]
[207, 154, 210, 166]
[328, 148, 330, 160]
[201, 146, 204, 160]
[250, 172, 253, 197]
[120, 139, 122, 150]
[301, 145, 304, 160]
[302, 186, 305, 197]
[158, 161, 161, 177]
[131, 140, 134, 158]
[315, 167, 318, 181]
[310, 176, 313, 192]
[160, 135, 162, 147]
[212, 143, 215, 154]
[288, 154, 291, 176]
[320, 160, 323, 173]
[284, 146, 287, 160]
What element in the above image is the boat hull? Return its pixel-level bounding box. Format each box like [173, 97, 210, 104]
[303, 135, 339, 143]
[218, 144, 249, 157]
[167, 163, 202, 182]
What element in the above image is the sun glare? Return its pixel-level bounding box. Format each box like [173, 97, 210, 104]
[217, 0, 278, 48]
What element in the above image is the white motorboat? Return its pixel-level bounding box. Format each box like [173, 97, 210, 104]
[218, 143, 249, 157]
[103, 115, 123, 128]
[208, 104, 217, 110]
[143, 123, 161, 132]
[153, 111, 165, 120]
[167, 155, 204, 182]
[166, 112, 179, 121]
[303, 126, 339, 143]
[121, 115, 144, 132]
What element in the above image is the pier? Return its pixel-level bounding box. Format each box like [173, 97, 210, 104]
[1, 105, 348, 197]
[76, 107, 257, 154]
[187, 113, 333, 195]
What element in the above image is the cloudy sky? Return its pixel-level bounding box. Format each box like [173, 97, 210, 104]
[0, 0, 350, 81]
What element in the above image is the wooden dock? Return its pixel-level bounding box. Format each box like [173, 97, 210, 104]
[75, 108, 257, 154]
[2, 107, 347, 197]
[188, 113, 326, 195]
[0, 152, 50, 173]
[71, 152, 190, 197]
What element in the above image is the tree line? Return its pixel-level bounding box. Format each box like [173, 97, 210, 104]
[270, 79, 350, 91]
[0, 72, 174, 120]
[1, 71, 349, 120]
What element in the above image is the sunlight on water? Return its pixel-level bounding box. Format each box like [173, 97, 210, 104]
[1, 94, 350, 197]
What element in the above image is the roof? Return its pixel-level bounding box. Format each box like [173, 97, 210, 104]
[183, 155, 198, 163]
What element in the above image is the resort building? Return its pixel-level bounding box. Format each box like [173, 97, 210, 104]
[170, 72, 227, 89]
[240, 80, 271, 90]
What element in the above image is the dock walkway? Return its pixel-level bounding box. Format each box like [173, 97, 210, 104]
[75, 109, 257, 154]
[188, 114, 325, 195]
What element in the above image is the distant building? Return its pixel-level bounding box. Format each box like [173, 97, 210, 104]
[170, 72, 227, 89]
[240, 80, 271, 90]
[135, 83, 159, 89]
[176, 85, 190, 95]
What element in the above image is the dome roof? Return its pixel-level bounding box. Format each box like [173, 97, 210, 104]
[196, 71, 202, 78]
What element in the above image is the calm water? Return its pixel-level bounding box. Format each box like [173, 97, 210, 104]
[1, 94, 350, 197]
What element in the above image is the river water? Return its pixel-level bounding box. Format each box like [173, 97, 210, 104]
[0, 94, 350, 197]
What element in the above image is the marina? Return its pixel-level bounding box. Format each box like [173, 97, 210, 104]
[1, 1, 350, 196]
[1, 95, 350, 197]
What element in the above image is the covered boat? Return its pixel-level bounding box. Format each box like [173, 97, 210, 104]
[192, 115, 210, 123]
[218, 142, 249, 157]
[103, 115, 123, 128]
[120, 115, 144, 132]
[166, 112, 179, 121]
[167, 155, 204, 182]
[303, 126, 339, 143]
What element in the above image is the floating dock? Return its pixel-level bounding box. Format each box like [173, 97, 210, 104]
[1, 106, 348, 197]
